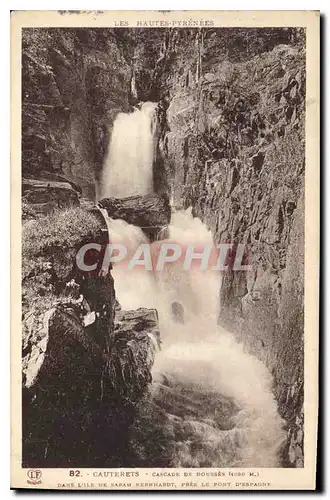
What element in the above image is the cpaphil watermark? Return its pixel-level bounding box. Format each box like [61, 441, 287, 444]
[75, 241, 251, 274]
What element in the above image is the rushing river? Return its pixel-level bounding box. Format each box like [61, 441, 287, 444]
[99, 102, 285, 467]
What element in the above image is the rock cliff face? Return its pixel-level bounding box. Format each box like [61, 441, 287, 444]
[22, 28, 134, 199]
[156, 30, 305, 467]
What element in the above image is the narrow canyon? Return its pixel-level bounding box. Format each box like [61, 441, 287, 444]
[21, 27, 305, 468]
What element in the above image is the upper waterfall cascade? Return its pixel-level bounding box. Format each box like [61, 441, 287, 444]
[99, 102, 158, 200]
[100, 102, 285, 467]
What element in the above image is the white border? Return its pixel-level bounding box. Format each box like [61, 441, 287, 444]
[3, 3, 326, 498]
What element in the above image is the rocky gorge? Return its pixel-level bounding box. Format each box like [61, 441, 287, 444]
[22, 27, 305, 468]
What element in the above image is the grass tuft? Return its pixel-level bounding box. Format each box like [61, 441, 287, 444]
[23, 206, 101, 257]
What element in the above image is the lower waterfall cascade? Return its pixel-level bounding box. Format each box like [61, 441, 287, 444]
[100, 102, 286, 467]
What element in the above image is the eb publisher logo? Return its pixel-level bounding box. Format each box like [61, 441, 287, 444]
[27, 469, 42, 485]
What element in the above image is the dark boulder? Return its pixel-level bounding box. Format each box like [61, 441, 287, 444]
[22, 302, 160, 467]
[98, 194, 171, 240]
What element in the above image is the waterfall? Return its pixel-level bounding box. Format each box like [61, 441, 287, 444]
[99, 102, 158, 199]
[100, 103, 286, 467]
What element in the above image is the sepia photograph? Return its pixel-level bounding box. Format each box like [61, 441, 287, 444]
[10, 10, 319, 490]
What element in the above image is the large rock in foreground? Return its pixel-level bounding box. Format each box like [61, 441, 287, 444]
[22, 302, 159, 467]
[98, 194, 171, 239]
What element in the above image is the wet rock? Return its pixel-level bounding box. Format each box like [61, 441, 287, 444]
[115, 308, 159, 336]
[108, 307, 160, 402]
[98, 194, 171, 239]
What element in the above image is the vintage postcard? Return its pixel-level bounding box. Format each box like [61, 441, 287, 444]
[11, 10, 319, 490]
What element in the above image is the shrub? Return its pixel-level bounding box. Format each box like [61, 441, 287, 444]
[22, 207, 102, 316]
[22, 206, 101, 258]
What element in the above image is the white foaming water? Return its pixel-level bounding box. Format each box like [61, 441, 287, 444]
[104, 210, 285, 467]
[100, 103, 285, 467]
[99, 102, 158, 199]
[104, 217, 158, 310]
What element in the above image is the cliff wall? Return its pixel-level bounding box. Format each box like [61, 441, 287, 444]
[158, 29, 305, 467]
[22, 28, 134, 199]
